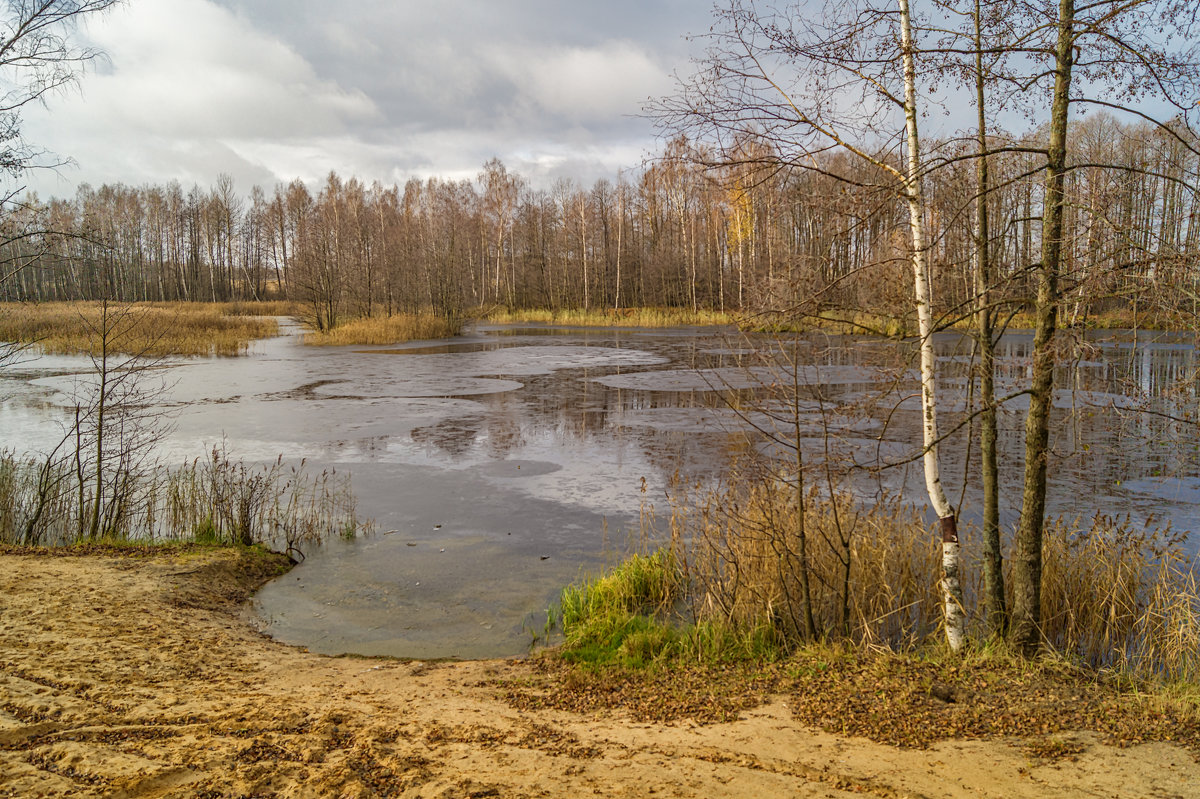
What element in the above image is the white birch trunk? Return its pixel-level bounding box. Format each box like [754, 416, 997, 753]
[899, 0, 966, 652]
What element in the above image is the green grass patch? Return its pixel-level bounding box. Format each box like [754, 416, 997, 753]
[554, 550, 787, 669]
[557, 550, 683, 669]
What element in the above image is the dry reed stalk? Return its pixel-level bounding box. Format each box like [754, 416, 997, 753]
[1, 447, 366, 551]
[484, 307, 738, 328]
[1038, 514, 1199, 679]
[301, 312, 461, 346]
[663, 476, 1199, 680]
[0, 301, 278, 357]
[666, 475, 941, 649]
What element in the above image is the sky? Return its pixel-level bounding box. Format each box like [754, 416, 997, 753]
[17, 0, 714, 200]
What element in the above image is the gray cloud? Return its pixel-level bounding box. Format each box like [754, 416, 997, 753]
[17, 0, 711, 198]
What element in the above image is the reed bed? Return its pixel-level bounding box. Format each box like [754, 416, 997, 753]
[0, 301, 279, 357]
[1040, 514, 1200, 681]
[203, 300, 298, 317]
[1001, 308, 1186, 331]
[302, 312, 462, 346]
[558, 470, 1200, 683]
[662, 478, 942, 650]
[745, 309, 915, 338]
[0, 447, 366, 553]
[484, 307, 739, 328]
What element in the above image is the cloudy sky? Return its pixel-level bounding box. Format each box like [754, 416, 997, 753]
[19, 0, 713, 199]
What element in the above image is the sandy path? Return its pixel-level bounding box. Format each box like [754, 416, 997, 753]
[1, 549, 1196, 798]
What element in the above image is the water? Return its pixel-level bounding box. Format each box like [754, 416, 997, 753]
[1, 321, 1196, 658]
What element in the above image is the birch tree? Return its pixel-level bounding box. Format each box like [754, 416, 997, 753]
[899, 0, 966, 650]
[657, 0, 968, 649]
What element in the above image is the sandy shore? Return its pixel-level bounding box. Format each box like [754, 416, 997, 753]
[1, 549, 1196, 798]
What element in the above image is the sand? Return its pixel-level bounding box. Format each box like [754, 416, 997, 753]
[1, 549, 1196, 798]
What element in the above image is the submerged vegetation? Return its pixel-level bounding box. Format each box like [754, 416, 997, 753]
[0, 301, 285, 357]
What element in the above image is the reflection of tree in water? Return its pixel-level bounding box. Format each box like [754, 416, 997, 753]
[410, 416, 484, 459]
[519, 372, 617, 439]
[483, 393, 525, 458]
[639, 428, 756, 484]
[395, 331, 1200, 532]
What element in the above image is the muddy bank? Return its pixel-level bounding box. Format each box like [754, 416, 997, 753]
[0, 549, 1196, 798]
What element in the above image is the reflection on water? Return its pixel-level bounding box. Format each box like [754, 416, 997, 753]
[0, 321, 1197, 657]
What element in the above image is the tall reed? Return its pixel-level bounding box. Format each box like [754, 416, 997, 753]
[562, 468, 1200, 682]
[0, 447, 366, 552]
[664, 476, 941, 649]
[1039, 514, 1200, 680]
[301, 312, 461, 346]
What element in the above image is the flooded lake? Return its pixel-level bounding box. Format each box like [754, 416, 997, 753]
[2, 321, 1197, 658]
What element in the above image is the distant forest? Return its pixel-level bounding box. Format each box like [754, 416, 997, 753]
[2, 113, 1197, 329]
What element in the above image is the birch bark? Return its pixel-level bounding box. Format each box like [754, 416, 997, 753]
[899, 0, 965, 651]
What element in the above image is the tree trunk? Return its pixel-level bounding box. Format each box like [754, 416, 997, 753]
[900, 0, 965, 652]
[1011, 0, 1073, 655]
[974, 0, 1005, 636]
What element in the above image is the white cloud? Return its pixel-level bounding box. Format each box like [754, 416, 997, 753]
[13, 0, 708, 198]
[87, 0, 377, 138]
[489, 41, 674, 125]
[18, 0, 379, 193]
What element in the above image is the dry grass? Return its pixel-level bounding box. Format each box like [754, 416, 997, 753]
[0, 301, 280, 357]
[665, 475, 941, 649]
[1040, 514, 1200, 681]
[0, 446, 366, 550]
[302, 312, 462, 346]
[201, 299, 299, 317]
[954, 307, 1186, 332]
[568, 462, 1200, 686]
[484, 307, 739, 328]
[505, 641, 1200, 747]
[538, 482, 1200, 744]
[744, 309, 915, 338]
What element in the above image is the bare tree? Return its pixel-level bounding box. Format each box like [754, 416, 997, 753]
[0, 0, 121, 304]
[67, 299, 172, 540]
[0, 1, 120, 172]
[1000, 0, 1200, 653]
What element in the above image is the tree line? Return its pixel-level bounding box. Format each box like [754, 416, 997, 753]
[1, 114, 1198, 331]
